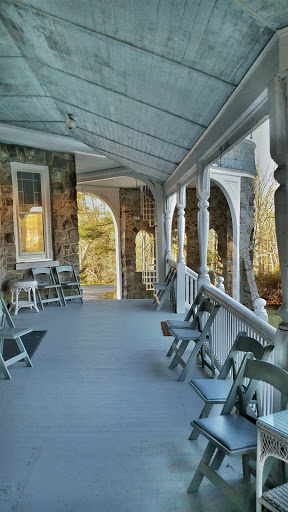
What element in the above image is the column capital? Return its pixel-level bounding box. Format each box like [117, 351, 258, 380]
[176, 183, 186, 209]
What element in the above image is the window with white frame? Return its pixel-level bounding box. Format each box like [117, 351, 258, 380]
[11, 162, 53, 262]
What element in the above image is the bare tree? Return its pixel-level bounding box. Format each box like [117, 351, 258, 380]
[253, 163, 278, 274]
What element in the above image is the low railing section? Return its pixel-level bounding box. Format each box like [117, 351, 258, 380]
[184, 266, 198, 308]
[201, 284, 276, 415]
[166, 258, 277, 415]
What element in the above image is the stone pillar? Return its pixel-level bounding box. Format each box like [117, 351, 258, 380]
[197, 164, 211, 289]
[269, 75, 288, 407]
[176, 185, 186, 313]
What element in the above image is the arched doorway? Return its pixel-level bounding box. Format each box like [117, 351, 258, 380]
[77, 192, 118, 299]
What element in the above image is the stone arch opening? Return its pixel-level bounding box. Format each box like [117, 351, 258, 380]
[77, 192, 119, 298]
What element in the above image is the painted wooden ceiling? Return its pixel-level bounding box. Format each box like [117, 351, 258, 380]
[0, 0, 287, 183]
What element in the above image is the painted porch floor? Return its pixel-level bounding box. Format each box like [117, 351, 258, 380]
[0, 296, 247, 512]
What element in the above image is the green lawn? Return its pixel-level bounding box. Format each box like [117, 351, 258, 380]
[266, 306, 281, 328]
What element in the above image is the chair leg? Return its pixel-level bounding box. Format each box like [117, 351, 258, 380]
[242, 454, 251, 481]
[36, 289, 44, 310]
[169, 339, 189, 369]
[189, 404, 213, 440]
[188, 442, 217, 492]
[210, 449, 226, 470]
[0, 340, 11, 379]
[166, 338, 179, 357]
[15, 337, 33, 368]
[0, 353, 12, 379]
[60, 287, 67, 306]
[56, 287, 62, 307]
[178, 341, 201, 381]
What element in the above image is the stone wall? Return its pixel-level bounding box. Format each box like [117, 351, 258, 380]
[0, 143, 79, 290]
[120, 188, 155, 299]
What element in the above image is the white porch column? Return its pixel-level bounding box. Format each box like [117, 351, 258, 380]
[269, 74, 288, 403]
[164, 195, 173, 267]
[176, 185, 186, 313]
[197, 164, 211, 289]
[154, 183, 166, 282]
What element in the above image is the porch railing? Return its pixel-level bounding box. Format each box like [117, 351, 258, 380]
[184, 266, 198, 308]
[200, 284, 276, 415]
[166, 258, 277, 415]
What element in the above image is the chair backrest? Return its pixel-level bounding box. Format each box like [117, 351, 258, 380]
[222, 354, 288, 417]
[164, 267, 174, 284]
[55, 265, 78, 283]
[184, 293, 205, 322]
[189, 298, 220, 338]
[219, 331, 274, 380]
[166, 267, 177, 287]
[190, 298, 216, 329]
[32, 267, 54, 284]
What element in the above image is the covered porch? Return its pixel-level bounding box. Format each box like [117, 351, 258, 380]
[0, 295, 244, 512]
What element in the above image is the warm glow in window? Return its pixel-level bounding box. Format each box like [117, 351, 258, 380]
[12, 163, 52, 262]
[17, 172, 44, 253]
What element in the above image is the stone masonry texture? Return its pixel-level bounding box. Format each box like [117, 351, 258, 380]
[0, 143, 79, 292]
[120, 188, 155, 299]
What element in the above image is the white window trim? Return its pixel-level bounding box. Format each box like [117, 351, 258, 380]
[11, 162, 53, 263]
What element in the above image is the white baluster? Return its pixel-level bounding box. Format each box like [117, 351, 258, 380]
[254, 298, 268, 324]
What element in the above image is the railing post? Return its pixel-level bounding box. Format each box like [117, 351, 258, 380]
[216, 276, 225, 292]
[269, 73, 288, 409]
[176, 184, 186, 313]
[254, 298, 268, 324]
[197, 163, 211, 289]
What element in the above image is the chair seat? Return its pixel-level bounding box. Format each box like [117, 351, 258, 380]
[189, 378, 233, 403]
[60, 281, 81, 287]
[169, 327, 202, 339]
[0, 327, 32, 339]
[153, 283, 168, 291]
[38, 283, 62, 289]
[193, 414, 257, 452]
[166, 320, 192, 329]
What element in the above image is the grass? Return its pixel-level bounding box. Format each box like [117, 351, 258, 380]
[101, 291, 115, 299]
[266, 306, 281, 329]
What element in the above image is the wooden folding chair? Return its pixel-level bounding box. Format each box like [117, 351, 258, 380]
[165, 292, 204, 333]
[55, 265, 83, 306]
[32, 267, 63, 309]
[188, 331, 274, 440]
[167, 298, 220, 381]
[188, 357, 288, 512]
[0, 297, 33, 379]
[153, 267, 177, 311]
